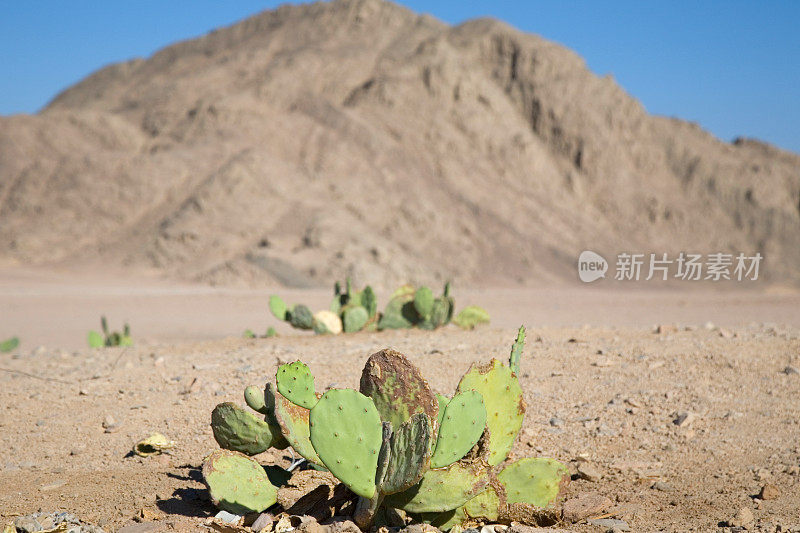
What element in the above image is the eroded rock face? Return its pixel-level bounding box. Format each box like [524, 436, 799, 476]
[2, 0, 798, 288]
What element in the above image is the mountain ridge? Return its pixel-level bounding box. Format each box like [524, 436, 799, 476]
[1, 0, 798, 287]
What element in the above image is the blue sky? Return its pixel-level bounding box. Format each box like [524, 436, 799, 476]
[2, 1, 799, 153]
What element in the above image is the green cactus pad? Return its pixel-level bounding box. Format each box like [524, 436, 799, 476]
[0, 337, 19, 353]
[211, 402, 277, 455]
[497, 457, 570, 508]
[269, 295, 289, 321]
[360, 349, 439, 436]
[435, 393, 450, 430]
[457, 359, 525, 466]
[343, 305, 369, 333]
[273, 388, 322, 465]
[244, 385, 268, 414]
[382, 413, 433, 495]
[362, 286, 378, 317]
[309, 389, 383, 499]
[277, 361, 317, 409]
[385, 460, 491, 513]
[430, 298, 451, 329]
[202, 449, 277, 514]
[378, 290, 419, 330]
[509, 326, 525, 375]
[453, 306, 490, 330]
[414, 287, 434, 320]
[430, 390, 487, 468]
[431, 487, 502, 530]
[88, 331, 104, 348]
[289, 304, 315, 330]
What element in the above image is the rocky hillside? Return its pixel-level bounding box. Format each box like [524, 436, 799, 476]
[1, 0, 798, 287]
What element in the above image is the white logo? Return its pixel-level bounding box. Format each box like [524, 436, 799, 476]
[578, 250, 608, 282]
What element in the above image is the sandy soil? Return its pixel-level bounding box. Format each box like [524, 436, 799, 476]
[1, 270, 799, 532]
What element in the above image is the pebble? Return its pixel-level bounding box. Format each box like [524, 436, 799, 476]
[251, 512, 274, 532]
[549, 417, 564, 427]
[651, 481, 675, 492]
[783, 366, 799, 375]
[759, 483, 780, 500]
[586, 518, 629, 531]
[562, 493, 613, 522]
[102, 415, 121, 433]
[577, 462, 603, 482]
[673, 411, 696, 427]
[729, 507, 754, 527]
[215, 510, 243, 524]
[14, 516, 43, 533]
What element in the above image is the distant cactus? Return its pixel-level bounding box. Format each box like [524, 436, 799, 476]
[201, 329, 570, 528]
[88, 316, 132, 348]
[0, 336, 19, 353]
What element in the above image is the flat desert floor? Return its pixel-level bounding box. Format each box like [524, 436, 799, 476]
[1, 267, 799, 532]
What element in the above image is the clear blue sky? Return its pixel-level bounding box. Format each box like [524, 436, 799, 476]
[2, 1, 799, 153]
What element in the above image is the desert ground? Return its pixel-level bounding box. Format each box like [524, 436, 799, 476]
[1, 268, 799, 532]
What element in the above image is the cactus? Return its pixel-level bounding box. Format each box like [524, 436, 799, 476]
[211, 403, 278, 455]
[430, 390, 486, 468]
[342, 305, 369, 333]
[453, 306, 490, 330]
[414, 287, 435, 321]
[201, 329, 571, 529]
[202, 450, 278, 514]
[309, 388, 383, 499]
[360, 349, 439, 435]
[88, 316, 132, 348]
[362, 286, 378, 317]
[277, 361, 317, 409]
[509, 325, 525, 375]
[269, 295, 289, 321]
[289, 304, 314, 330]
[0, 336, 19, 353]
[457, 359, 525, 466]
[313, 310, 342, 335]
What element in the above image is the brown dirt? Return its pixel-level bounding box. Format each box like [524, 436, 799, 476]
[1, 271, 799, 532]
[1, 0, 798, 288]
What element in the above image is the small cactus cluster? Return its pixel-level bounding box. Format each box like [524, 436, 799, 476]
[203, 327, 569, 529]
[0, 336, 19, 353]
[269, 279, 489, 335]
[88, 316, 132, 348]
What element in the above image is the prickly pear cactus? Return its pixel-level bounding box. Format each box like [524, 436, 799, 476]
[244, 385, 268, 414]
[272, 386, 322, 465]
[509, 326, 525, 375]
[269, 295, 289, 321]
[430, 390, 487, 468]
[382, 413, 433, 494]
[289, 304, 314, 330]
[453, 306, 491, 330]
[211, 403, 277, 455]
[343, 305, 369, 333]
[457, 359, 524, 466]
[202, 450, 277, 514]
[277, 361, 317, 409]
[308, 389, 383, 499]
[414, 287, 434, 321]
[362, 286, 378, 317]
[497, 457, 569, 508]
[360, 349, 439, 436]
[313, 310, 342, 335]
[377, 287, 418, 330]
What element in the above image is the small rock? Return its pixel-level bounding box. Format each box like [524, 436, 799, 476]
[549, 417, 563, 427]
[577, 462, 603, 482]
[655, 324, 677, 334]
[754, 467, 772, 481]
[785, 464, 799, 476]
[783, 366, 799, 375]
[251, 513, 274, 533]
[586, 518, 629, 531]
[117, 523, 161, 533]
[718, 328, 734, 339]
[103, 415, 121, 433]
[215, 511, 243, 524]
[704, 321, 715, 330]
[14, 516, 43, 533]
[562, 493, 613, 522]
[673, 411, 696, 427]
[729, 507, 754, 527]
[759, 484, 780, 500]
[651, 481, 675, 492]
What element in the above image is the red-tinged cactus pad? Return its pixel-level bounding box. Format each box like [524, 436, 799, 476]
[457, 359, 525, 466]
[277, 361, 317, 409]
[273, 387, 322, 466]
[211, 402, 278, 455]
[430, 390, 487, 468]
[202, 450, 277, 514]
[309, 389, 383, 499]
[497, 457, 570, 508]
[360, 349, 439, 437]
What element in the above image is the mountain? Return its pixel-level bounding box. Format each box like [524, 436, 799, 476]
[1, 0, 798, 287]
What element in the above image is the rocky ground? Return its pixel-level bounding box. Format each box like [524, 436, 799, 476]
[1, 324, 799, 533]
